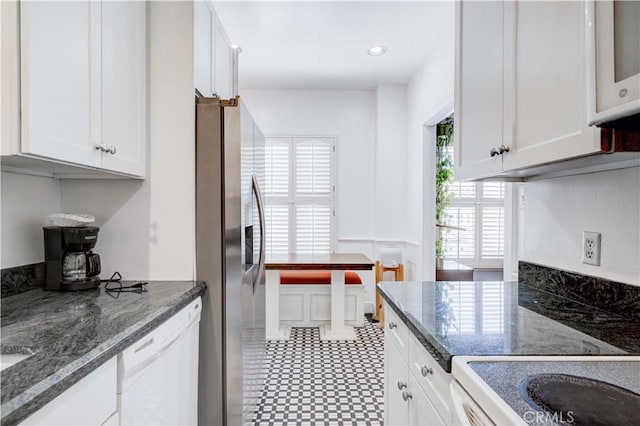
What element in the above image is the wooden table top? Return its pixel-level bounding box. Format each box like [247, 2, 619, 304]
[265, 253, 374, 271]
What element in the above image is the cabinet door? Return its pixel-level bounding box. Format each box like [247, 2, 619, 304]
[592, 0, 640, 123]
[213, 13, 234, 99]
[408, 375, 446, 426]
[194, 0, 213, 96]
[20, 1, 101, 167]
[503, 1, 599, 171]
[101, 0, 146, 177]
[454, 1, 504, 180]
[20, 357, 116, 425]
[384, 340, 409, 426]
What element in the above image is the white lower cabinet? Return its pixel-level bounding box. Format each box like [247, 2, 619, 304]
[20, 357, 117, 426]
[408, 375, 445, 426]
[384, 314, 452, 426]
[385, 340, 410, 426]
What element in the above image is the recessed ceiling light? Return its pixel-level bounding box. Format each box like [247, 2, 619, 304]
[368, 46, 387, 56]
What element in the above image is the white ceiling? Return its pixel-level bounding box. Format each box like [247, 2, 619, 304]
[213, 1, 454, 90]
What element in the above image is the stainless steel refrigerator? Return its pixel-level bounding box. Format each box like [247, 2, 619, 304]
[195, 96, 266, 425]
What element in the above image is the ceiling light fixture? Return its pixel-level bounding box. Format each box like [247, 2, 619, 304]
[367, 46, 387, 56]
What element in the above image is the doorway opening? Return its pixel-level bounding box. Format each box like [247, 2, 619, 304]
[434, 115, 505, 281]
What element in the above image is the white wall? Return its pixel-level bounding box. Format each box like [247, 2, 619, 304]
[0, 172, 61, 268]
[61, 1, 196, 281]
[374, 86, 407, 241]
[522, 166, 640, 286]
[242, 89, 377, 240]
[406, 23, 455, 280]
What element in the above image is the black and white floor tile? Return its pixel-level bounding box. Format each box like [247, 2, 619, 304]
[253, 318, 385, 426]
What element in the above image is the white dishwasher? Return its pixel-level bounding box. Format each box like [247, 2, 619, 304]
[117, 297, 201, 426]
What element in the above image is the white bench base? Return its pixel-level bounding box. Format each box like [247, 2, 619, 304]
[279, 284, 365, 328]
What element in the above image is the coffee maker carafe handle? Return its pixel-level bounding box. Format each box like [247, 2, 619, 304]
[87, 252, 101, 277]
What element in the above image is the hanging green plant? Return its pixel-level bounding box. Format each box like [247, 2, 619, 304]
[435, 115, 454, 260]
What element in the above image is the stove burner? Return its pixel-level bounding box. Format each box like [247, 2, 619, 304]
[518, 374, 640, 426]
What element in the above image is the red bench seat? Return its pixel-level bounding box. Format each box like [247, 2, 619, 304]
[279, 270, 363, 285]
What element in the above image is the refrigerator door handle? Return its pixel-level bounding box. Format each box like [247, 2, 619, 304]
[252, 175, 266, 292]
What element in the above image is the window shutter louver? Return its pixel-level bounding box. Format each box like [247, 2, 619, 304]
[482, 182, 505, 199]
[480, 206, 504, 259]
[264, 204, 290, 255]
[295, 204, 331, 254]
[264, 139, 289, 196]
[264, 137, 335, 256]
[443, 206, 476, 259]
[295, 140, 332, 195]
[444, 176, 505, 267]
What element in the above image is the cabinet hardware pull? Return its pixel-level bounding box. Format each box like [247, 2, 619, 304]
[489, 147, 500, 157]
[388, 322, 397, 330]
[402, 391, 413, 401]
[498, 144, 510, 155]
[421, 365, 433, 377]
[619, 88, 628, 98]
[95, 144, 106, 152]
[397, 381, 407, 390]
[106, 145, 117, 155]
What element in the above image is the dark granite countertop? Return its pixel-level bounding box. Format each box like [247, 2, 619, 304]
[377, 280, 640, 373]
[0, 281, 206, 425]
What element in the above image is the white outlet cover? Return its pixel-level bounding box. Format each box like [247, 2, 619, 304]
[582, 231, 601, 266]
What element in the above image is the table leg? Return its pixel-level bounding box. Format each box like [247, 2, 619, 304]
[265, 269, 291, 340]
[319, 270, 356, 340]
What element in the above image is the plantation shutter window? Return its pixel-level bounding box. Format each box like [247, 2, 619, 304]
[443, 180, 505, 268]
[264, 137, 335, 256]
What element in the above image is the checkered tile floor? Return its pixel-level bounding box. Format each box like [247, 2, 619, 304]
[252, 317, 385, 425]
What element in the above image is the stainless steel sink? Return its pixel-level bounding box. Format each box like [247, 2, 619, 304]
[519, 374, 640, 426]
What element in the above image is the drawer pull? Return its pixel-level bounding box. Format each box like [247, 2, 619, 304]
[421, 365, 433, 377]
[402, 390, 413, 401]
[388, 322, 397, 330]
[397, 381, 407, 390]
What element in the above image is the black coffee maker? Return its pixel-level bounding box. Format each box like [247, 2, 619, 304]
[43, 226, 101, 291]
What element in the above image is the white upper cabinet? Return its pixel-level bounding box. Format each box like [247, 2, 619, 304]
[17, 0, 146, 178]
[590, 0, 640, 124]
[20, 1, 102, 168]
[213, 13, 234, 99]
[194, 2, 236, 99]
[101, 0, 146, 176]
[453, 0, 640, 181]
[194, 0, 214, 97]
[502, 0, 600, 171]
[454, 1, 505, 180]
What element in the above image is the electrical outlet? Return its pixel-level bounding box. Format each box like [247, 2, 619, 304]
[582, 231, 601, 266]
